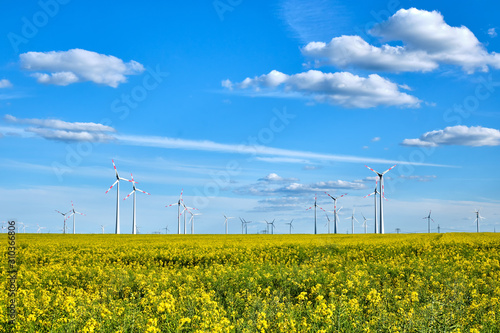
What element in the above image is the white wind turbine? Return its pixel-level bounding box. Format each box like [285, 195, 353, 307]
[239, 218, 251, 234]
[105, 160, 129, 234]
[474, 209, 485, 233]
[187, 210, 201, 234]
[123, 173, 151, 235]
[324, 213, 331, 234]
[66, 201, 85, 234]
[306, 194, 326, 234]
[100, 225, 105, 234]
[265, 219, 276, 234]
[365, 165, 396, 234]
[361, 212, 370, 234]
[36, 224, 46, 233]
[223, 214, 235, 234]
[55, 207, 72, 234]
[423, 210, 435, 233]
[345, 209, 359, 234]
[324, 192, 347, 234]
[166, 189, 184, 234]
[285, 219, 294, 234]
[363, 180, 379, 233]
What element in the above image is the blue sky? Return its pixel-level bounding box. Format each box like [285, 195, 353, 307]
[1, 0, 499, 234]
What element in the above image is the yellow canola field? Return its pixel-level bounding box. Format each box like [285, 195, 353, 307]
[1, 233, 500, 332]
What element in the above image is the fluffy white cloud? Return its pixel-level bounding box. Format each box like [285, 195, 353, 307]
[5, 114, 116, 142]
[489, 28, 498, 38]
[0, 79, 12, 88]
[258, 173, 299, 182]
[302, 8, 500, 73]
[401, 125, 500, 147]
[223, 69, 420, 108]
[20, 49, 144, 87]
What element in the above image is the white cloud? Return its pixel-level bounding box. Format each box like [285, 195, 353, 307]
[258, 173, 299, 182]
[371, 137, 381, 142]
[0, 79, 12, 88]
[302, 8, 500, 74]
[5, 114, 115, 132]
[401, 125, 500, 147]
[489, 28, 498, 38]
[223, 69, 421, 108]
[399, 175, 437, 182]
[5, 114, 116, 142]
[20, 49, 144, 87]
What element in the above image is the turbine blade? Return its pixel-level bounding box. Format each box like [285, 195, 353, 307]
[382, 164, 397, 175]
[124, 190, 135, 200]
[105, 180, 119, 193]
[136, 188, 151, 195]
[365, 165, 379, 175]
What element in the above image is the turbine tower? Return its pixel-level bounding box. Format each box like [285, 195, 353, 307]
[166, 189, 184, 234]
[105, 160, 129, 234]
[285, 219, 294, 234]
[223, 214, 235, 234]
[363, 180, 379, 233]
[474, 209, 485, 233]
[423, 210, 435, 233]
[67, 201, 85, 234]
[124, 173, 151, 235]
[365, 165, 396, 234]
[324, 192, 347, 234]
[188, 211, 201, 234]
[345, 209, 358, 234]
[306, 194, 326, 234]
[361, 212, 370, 234]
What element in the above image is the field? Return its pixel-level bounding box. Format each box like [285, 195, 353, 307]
[1, 233, 500, 332]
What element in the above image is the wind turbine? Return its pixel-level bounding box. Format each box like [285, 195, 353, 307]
[361, 212, 370, 234]
[285, 219, 294, 234]
[180, 202, 197, 235]
[266, 219, 276, 235]
[324, 192, 347, 234]
[363, 180, 379, 233]
[223, 214, 235, 234]
[365, 165, 396, 234]
[423, 210, 435, 233]
[36, 224, 46, 233]
[239, 218, 251, 234]
[162, 226, 169, 234]
[105, 160, 129, 234]
[188, 211, 201, 234]
[306, 194, 326, 234]
[166, 189, 184, 234]
[345, 209, 359, 234]
[100, 225, 105, 234]
[325, 213, 331, 234]
[474, 209, 485, 233]
[66, 201, 85, 234]
[124, 173, 151, 235]
[55, 207, 71, 234]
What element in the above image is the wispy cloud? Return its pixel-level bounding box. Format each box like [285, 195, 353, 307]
[20, 49, 144, 87]
[115, 133, 451, 167]
[4, 115, 115, 142]
[302, 8, 500, 74]
[401, 125, 500, 147]
[488, 28, 498, 38]
[223, 70, 421, 108]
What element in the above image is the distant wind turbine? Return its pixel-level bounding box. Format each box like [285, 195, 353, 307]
[67, 201, 85, 234]
[36, 224, 46, 233]
[361, 212, 370, 234]
[166, 189, 184, 234]
[223, 214, 235, 234]
[188, 211, 201, 234]
[423, 210, 435, 233]
[124, 173, 151, 235]
[345, 209, 359, 234]
[105, 159, 129, 234]
[474, 209, 485, 233]
[285, 219, 294, 234]
[306, 194, 326, 234]
[55, 208, 71, 234]
[324, 192, 347, 234]
[365, 165, 396, 234]
[363, 180, 379, 233]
